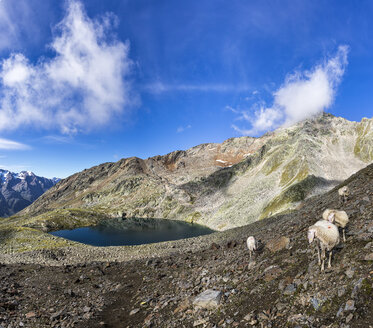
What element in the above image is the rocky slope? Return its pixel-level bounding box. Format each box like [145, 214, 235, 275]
[20, 113, 373, 230]
[0, 162, 372, 328]
[0, 170, 59, 217]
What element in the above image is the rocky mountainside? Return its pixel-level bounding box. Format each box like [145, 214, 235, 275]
[0, 170, 59, 217]
[20, 113, 373, 230]
[0, 161, 372, 328]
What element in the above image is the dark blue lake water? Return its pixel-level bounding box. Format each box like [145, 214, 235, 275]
[50, 218, 214, 247]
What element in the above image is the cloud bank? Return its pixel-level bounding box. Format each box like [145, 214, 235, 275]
[232, 45, 349, 136]
[0, 138, 29, 150]
[0, 0, 133, 134]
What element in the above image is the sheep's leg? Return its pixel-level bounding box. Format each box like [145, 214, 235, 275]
[316, 244, 321, 265]
[320, 247, 326, 271]
[328, 250, 332, 268]
[343, 228, 346, 242]
[249, 250, 252, 261]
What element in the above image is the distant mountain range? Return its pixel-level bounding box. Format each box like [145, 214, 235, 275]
[0, 170, 59, 217]
[18, 113, 373, 230]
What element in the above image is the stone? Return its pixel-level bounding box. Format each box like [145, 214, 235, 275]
[344, 300, 355, 311]
[265, 237, 290, 253]
[364, 242, 372, 249]
[83, 306, 91, 313]
[263, 265, 283, 282]
[278, 276, 293, 290]
[338, 287, 346, 297]
[244, 313, 253, 321]
[210, 243, 220, 250]
[363, 253, 373, 261]
[311, 297, 321, 311]
[283, 284, 297, 296]
[130, 308, 140, 315]
[193, 318, 208, 326]
[25, 311, 36, 319]
[345, 268, 355, 278]
[346, 313, 353, 323]
[276, 303, 287, 311]
[351, 278, 364, 298]
[193, 289, 222, 309]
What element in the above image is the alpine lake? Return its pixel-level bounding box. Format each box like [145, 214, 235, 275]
[50, 217, 214, 247]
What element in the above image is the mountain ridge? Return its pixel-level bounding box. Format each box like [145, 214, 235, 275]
[19, 113, 373, 230]
[0, 169, 60, 217]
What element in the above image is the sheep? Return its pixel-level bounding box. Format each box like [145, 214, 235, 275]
[246, 236, 257, 260]
[308, 220, 340, 271]
[322, 209, 349, 242]
[338, 186, 350, 204]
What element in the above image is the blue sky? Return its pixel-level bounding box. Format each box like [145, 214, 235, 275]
[0, 0, 372, 178]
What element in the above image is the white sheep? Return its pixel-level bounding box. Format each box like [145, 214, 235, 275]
[308, 220, 340, 271]
[338, 186, 350, 204]
[322, 209, 349, 242]
[246, 236, 257, 260]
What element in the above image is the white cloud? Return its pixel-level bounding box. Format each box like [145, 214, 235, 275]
[177, 124, 192, 133]
[232, 45, 349, 136]
[145, 82, 251, 94]
[0, 1, 18, 51]
[0, 0, 133, 134]
[0, 138, 30, 150]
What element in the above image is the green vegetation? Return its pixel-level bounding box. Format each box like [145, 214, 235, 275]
[185, 211, 202, 224]
[354, 119, 373, 162]
[280, 158, 309, 187]
[262, 145, 290, 175]
[261, 175, 324, 219]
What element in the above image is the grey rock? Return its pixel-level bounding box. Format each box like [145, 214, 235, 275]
[363, 253, 373, 261]
[345, 313, 353, 323]
[351, 278, 364, 298]
[364, 242, 373, 249]
[337, 306, 344, 317]
[283, 284, 297, 296]
[311, 297, 321, 311]
[193, 289, 222, 309]
[345, 268, 355, 278]
[344, 300, 355, 311]
[83, 306, 91, 313]
[129, 308, 140, 315]
[338, 286, 346, 297]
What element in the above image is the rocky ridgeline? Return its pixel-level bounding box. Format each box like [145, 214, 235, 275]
[0, 163, 372, 327]
[19, 113, 373, 231]
[0, 170, 59, 217]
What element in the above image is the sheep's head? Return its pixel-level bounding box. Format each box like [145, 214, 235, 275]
[327, 212, 335, 223]
[340, 186, 350, 196]
[307, 228, 315, 243]
[247, 236, 256, 250]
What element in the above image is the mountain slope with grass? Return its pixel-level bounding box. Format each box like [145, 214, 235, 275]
[19, 113, 373, 230]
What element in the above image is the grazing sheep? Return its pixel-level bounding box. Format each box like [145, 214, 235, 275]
[246, 236, 257, 260]
[308, 220, 340, 271]
[338, 186, 350, 204]
[322, 209, 349, 242]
